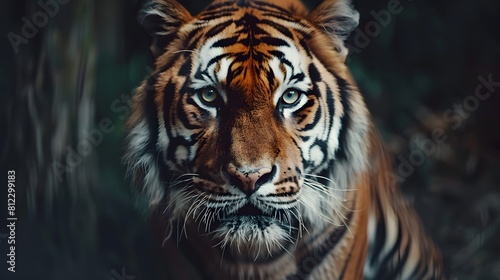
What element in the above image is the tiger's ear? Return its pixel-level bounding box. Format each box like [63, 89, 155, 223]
[307, 0, 359, 59]
[138, 0, 192, 57]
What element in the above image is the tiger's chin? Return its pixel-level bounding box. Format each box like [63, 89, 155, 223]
[210, 213, 297, 262]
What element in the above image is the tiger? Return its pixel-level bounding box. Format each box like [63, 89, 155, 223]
[126, 0, 445, 279]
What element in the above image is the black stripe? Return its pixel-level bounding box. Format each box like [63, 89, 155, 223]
[268, 50, 284, 59]
[296, 99, 321, 132]
[204, 1, 234, 12]
[178, 58, 192, 77]
[178, 94, 202, 130]
[253, 1, 294, 14]
[260, 19, 294, 38]
[261, 12, 297, 22]
[290, 23, 313, 41]
[266, 66, 277, 89]
[225, 52, 250, 85]
[298, 38, 312, 57]
[162, 81, 176, 131]
[370, 192, 387, 266]
[385, 237, 411, 279]
[333, 74, 350, 161]
[212, 36, 240, 48]
[260, 36, 290, 47]
[203, 7, 238, 15]
[300, 136, 310, 142]
[163, 81, 192, 172]
[205, 20, 233, 38]
[206, 53, 233, 69]
[186, 32, 203, 53]
[280, 57, 293, 69]
[193, 66, 216, 85]
[373, 220, 403, 278]
[162, 82, 175, 132]
[290, 72, 305, 83]
[288, 209, 354, 279]
[308, 63, 322, 84]
[142, 74, 160, 157]
[199, 10, 237, 21]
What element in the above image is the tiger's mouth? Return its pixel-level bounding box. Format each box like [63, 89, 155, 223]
[185, 178, 301, 257]
[218, 201, 294, 230]
[236, 203, 264, 216]
[221, 202, 275, 226]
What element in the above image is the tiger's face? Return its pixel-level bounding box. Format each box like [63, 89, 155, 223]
[128, 0, 368, 261]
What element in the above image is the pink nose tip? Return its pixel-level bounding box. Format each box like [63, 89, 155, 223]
[227, 164, 273, 195]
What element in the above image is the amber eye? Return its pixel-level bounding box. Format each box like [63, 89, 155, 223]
[198, 87, 219, 105]
[281, 89, 302, 105]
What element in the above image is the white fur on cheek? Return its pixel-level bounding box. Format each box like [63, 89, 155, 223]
[127, 120, 165, 206]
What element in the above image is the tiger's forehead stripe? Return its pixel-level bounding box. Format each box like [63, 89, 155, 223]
[184, 6, 315, 103]
[201, 0, 297, 19]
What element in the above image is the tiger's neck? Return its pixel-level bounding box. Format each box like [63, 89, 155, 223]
[289, 169, 371, 280]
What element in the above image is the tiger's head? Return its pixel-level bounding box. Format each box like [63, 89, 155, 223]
[127, 0, 369, 262]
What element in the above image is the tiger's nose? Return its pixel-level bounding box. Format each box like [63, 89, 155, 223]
[227, 164, 275, 195]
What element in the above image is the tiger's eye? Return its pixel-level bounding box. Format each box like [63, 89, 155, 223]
[199, 87, 218, 104]
[281, 89, 301, 105]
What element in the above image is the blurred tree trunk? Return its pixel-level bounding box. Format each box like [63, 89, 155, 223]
[5, 0, 103, 278]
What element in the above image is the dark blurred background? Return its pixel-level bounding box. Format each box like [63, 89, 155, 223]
[1, 0, 499, 279]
